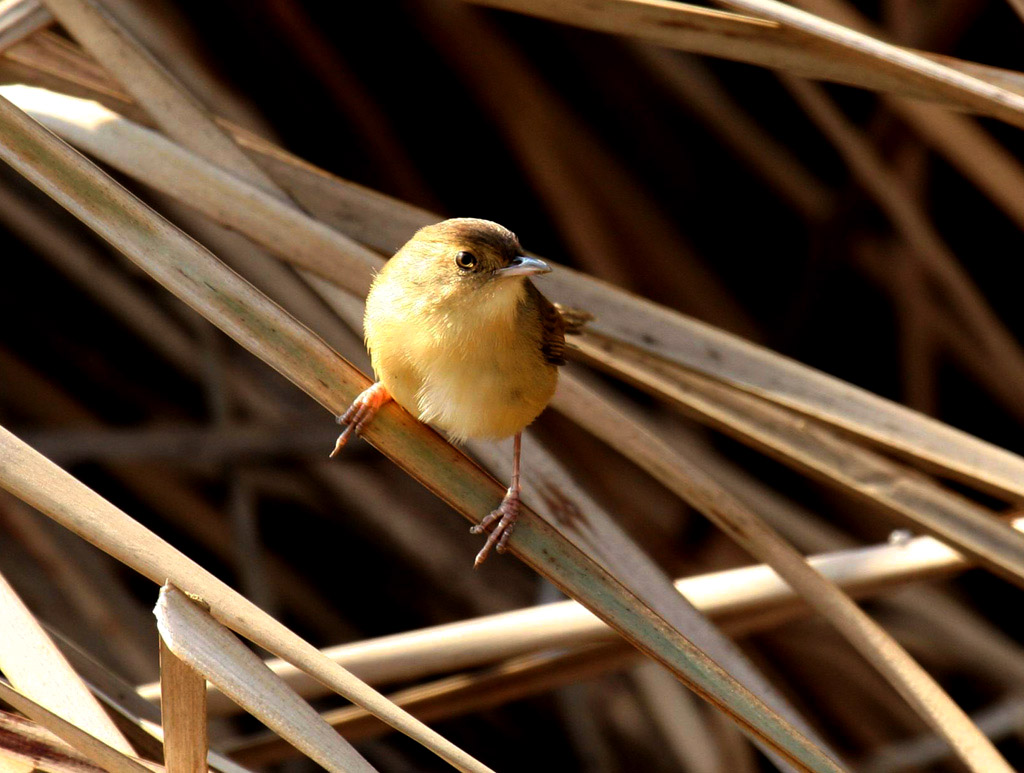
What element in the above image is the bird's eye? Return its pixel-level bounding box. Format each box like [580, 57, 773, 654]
[455, 251, 478, 270]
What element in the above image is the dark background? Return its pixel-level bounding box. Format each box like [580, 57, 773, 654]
[3, 0, 1024, 770]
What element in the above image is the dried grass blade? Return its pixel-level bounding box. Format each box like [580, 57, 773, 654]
[155, 585, 375, 773]
[0, 94, 842, 771]
[550, 374, 1013, 773]
[0, 681, 154, 773]
[0, 567, 135, 754]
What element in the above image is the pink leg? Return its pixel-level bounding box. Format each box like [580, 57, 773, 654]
[471, 432, 522, 567]
[330, 382, 391, 457]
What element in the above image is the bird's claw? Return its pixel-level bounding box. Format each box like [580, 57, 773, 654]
[330, 383, 389, 457]
[471, 489, 520, 567]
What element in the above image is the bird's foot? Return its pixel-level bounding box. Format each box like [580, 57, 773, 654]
[330, 383, 390, 457]
[470, 488, 520, 567]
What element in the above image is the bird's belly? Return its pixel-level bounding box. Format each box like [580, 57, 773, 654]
[379, 347, 556, 441]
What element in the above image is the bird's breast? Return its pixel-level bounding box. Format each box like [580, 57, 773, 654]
[365, 286, 557, 440]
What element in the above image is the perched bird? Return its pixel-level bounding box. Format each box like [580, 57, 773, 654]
[331, 218, 567, 566]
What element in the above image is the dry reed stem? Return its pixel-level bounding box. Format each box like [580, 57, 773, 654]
[157, 636, 207, 773]
[47, 628, 255, 773]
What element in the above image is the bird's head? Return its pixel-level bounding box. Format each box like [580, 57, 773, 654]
[392, 218, 551, 310]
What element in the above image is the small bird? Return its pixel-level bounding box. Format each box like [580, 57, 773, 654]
[331, 218, 567, 566]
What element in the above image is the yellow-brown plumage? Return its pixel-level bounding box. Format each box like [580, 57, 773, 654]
[364, 218, 564, 441]
[332, 217, 566, 566]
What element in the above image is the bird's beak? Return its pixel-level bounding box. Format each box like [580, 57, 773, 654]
[493, 256, 552, 278]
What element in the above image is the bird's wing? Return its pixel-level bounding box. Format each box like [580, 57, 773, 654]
[527, 282, 567, 366]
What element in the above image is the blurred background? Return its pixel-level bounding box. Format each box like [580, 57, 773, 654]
[3, 0, 1024, 770]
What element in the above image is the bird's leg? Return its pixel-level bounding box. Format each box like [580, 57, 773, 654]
[330, 382, 391, 457]
[471, 432, 522, 567]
